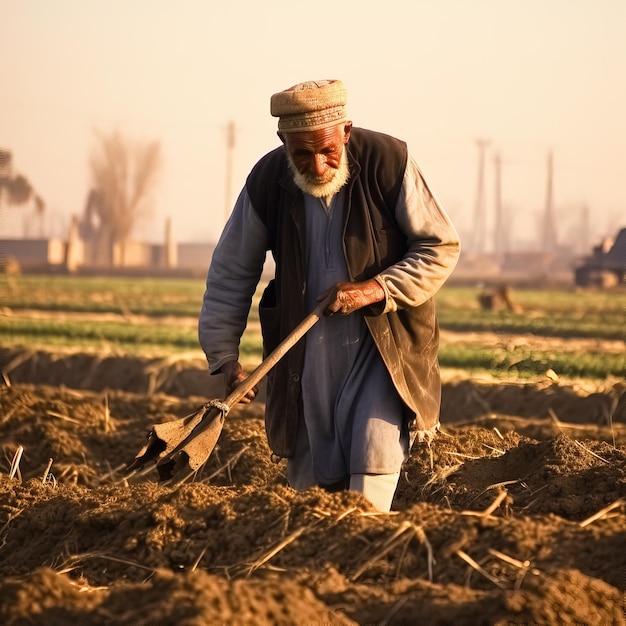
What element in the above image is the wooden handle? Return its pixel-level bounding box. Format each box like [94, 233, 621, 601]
[223, 293, 332, 408]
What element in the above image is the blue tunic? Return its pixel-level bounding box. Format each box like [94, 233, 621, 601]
[298, 190, 409, 485]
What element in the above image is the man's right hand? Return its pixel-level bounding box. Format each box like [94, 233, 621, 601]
[221, 360, 258, 403]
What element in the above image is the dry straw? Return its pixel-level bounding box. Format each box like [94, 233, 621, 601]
[572, 439, 610, 464]
[41, 458, 54, 484]
[351, 519, 434, 583]
[103, 393, 110, 433]
[9, 445, 24, 481]
[456, 548, 507, 588]
[579, 499, 624, 528]
[462, 488, 509, 518]
[57, 552, 154, 576]
[201, 444, 250, 483]
[243, 523, 315, 577]
[46, 410, 82, 425]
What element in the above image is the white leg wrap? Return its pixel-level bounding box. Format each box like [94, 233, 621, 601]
[349, 472, 400, 512]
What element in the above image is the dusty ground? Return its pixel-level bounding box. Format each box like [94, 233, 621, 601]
[0, 348, 625, 625]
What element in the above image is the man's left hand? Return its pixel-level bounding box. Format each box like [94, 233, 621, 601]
[318, 278, 385, 316]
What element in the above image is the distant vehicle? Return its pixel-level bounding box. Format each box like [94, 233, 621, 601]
[574, 228, 625, 287]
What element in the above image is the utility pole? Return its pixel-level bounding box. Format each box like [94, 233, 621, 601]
[224, 121, 236, 223]
[542, 150, 558, 254]
[493, 151, 507, 259]
[472, 139, 490, 254]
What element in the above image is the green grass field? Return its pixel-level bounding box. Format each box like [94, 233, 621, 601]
[1, 274, 624, 380]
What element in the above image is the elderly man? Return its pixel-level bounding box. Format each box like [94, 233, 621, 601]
[199, 80, 460, 511]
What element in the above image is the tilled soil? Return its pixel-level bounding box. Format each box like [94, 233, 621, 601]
[0, 350, 625, 625]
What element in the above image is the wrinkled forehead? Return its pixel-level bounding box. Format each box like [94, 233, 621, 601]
[283, 123, 348, 151]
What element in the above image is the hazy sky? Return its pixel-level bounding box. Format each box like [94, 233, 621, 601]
[2, 0, 624, 251]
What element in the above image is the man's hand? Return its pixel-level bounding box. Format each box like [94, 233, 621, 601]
[221, 360, 257, 403]
[318, 278, 385, 316]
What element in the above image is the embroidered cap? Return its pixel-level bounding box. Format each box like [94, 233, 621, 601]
[270, 80, 348, 133]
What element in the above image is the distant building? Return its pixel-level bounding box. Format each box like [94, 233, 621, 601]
[574, 228, 626, 288]
[0, 234, 216, 276]
[0, 237, 80, 271]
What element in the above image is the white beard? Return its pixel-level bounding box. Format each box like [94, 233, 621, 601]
[287, 149, 350, 199]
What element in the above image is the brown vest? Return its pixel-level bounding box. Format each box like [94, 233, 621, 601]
[246, 127, 440, 457]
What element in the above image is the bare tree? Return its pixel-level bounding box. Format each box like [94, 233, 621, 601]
[87, 130, 161, 266]
[0, 148, 46, 228]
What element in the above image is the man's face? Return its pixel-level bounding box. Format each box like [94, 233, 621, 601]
[282, 122, 352, 197]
